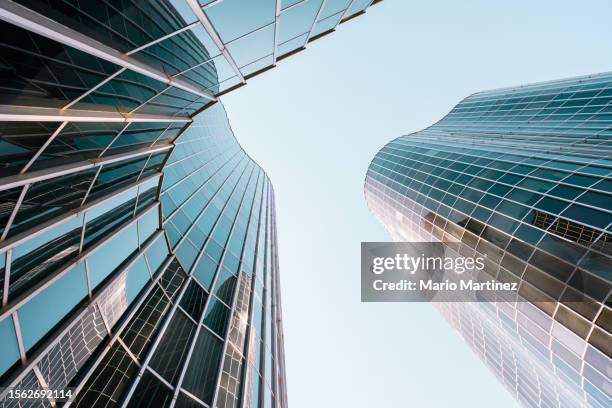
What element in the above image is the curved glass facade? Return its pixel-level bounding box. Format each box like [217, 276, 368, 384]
[0, 0, 380, 406]
[366, 72, 612, 408]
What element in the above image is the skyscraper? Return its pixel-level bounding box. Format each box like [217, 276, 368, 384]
[0, 1, 381, 406]
[365, 72, 611, 408]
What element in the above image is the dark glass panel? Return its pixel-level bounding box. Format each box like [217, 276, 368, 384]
[133, 24, 219, 77]
[30, 123, 126, 171]
[85, 156, 150, 203]
[182, 329, 224, 404]
[8, 168, 98, 237]
[77, 70, 168, 113]
[138, 86, 201, 116]
[159, 259, 187, 298]
[103, 122, 173, 156]
[127, 370, 173, 408]
[0, 122, 59, 176]
[203, 297, 230, 338]
[149, 311, 196, 384]
[71, 342, 139, 407]
[15, 0, 189, 53]
[179, 280, 208, 321]
[213, 267, 237, 305]
[176, 392, 204, 408]
[0, 22, 118, 108]
[139, 152, 167, 180]
[120, 286, 170, 360]
[8, 215, 82, 300]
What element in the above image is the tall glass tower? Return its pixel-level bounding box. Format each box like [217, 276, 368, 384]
[366, 72, 611, 408]
[0, 1, 380, 407]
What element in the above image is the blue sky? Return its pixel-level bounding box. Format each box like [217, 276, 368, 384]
[221, 1, 612, 406]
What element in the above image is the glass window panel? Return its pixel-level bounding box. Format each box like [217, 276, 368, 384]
[30, 123, 126, 171]
[149, 311, 196, 384]
[13, 0, 189, 53]
[85, 185, 138, 221]
[8, 168, 97, 237]
[576, 191, 612, 212]
[8, 214, 83, 301]
[136, 86, 201, 116]
[562, 204, 611, 230]
[86, 156, 151, 203]
[0, 22, 119, 108]
[0, 122, 59, 177]
[126, 256, 150, 304]
[159, 259, 187, 299]
[205, 0, 276, 43]
[103, 123, 171, 156]
[127, 370, 173, 408]
[120, 286, 170, 359]
[139, 153, 166, 181]
[18, 262, 87, 350]
[176, 392, 204, 407]
[146, 235, 170, 275]
[71, 341, 139, 407]
[319, 0, 351, 20]
[0, 316, 20, 376]
[138, 208, 159, 246]
[168, 0, 200, 23]
[180, 281, 208, 321]
[194, 255, 219, 289]
[277, 33, 308, 57]
[216, 76, 243, 94]
[88, 223, 138, 289]
[281, 0, 303, 9]
[213, 267, 237, 305]
[241, 54, 274, 77]
[182, 329, 224, 404]
[133, 26, 219, 77]
[346, 0, 373, 16]
[227, 25, 275, 70]
[83, 194, 139, 251]
[279, 0, 324, 43]
[203, 297, 230, 338]
[311, 12, 343, 38]
[77, 69, 167, 113]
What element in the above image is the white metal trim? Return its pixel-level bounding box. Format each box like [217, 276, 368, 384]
[0, 104, 192, 123]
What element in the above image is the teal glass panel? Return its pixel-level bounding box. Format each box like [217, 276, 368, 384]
[8, 215, 83, 300]
[18, 262, 87, 350]
[145, 234, 170, 274]
[88, 223, 138, 289]
[138, 208, 159, 246]
[126, 256, 150, 304]
[279, 0, 324, 43]
[0, 317, 20, 376]
[205, 0, 276, 43]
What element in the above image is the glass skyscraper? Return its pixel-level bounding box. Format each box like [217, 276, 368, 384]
[366, 72, 612, 408]
[0, 1, 380, 407]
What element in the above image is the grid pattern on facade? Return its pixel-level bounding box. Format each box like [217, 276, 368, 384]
[365, 72, 612, 408]
[0, 1, 383, 406]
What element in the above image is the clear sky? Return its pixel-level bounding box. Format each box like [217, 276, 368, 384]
[220, 1, 612, 407]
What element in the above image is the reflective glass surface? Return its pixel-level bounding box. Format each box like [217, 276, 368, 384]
[366, 71, 612, 408]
